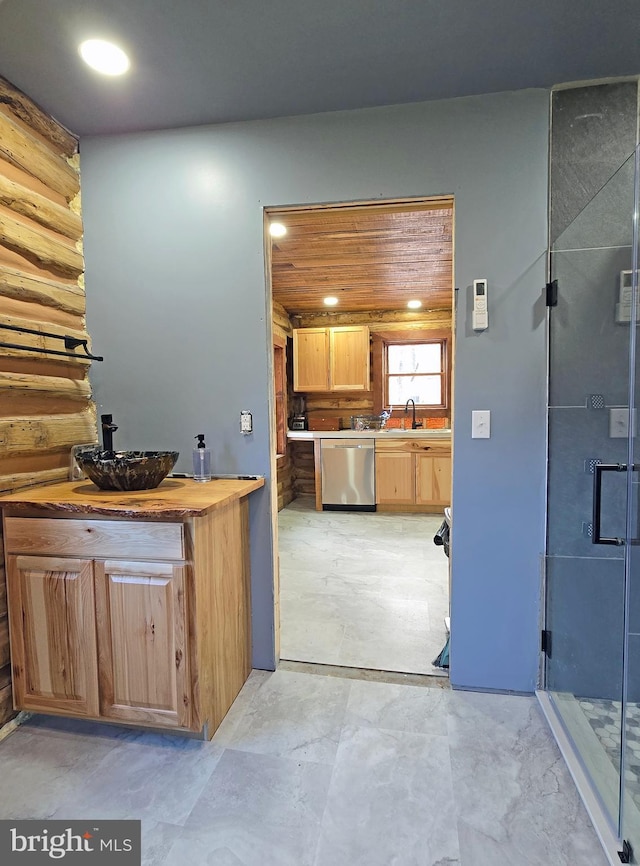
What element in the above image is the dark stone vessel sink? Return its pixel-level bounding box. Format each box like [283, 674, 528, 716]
[75, 448, 179, 491]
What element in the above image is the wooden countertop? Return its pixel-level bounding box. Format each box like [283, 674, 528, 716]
[0, 476, 265, 519]
[287, 429, 451, 441]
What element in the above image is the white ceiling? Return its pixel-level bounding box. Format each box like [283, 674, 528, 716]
[0, 0, 639, 137]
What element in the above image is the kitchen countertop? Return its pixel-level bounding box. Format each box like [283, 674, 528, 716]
[287, 429, 451, 441]
[0, 476, 265, 519]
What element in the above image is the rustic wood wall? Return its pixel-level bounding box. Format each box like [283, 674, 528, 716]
[290, 440, 315, 499]
[272, 306, 453, 506]
[0, 77, 97, 723]
[273, 302, 294, 509]
[292, 309, 452, 430]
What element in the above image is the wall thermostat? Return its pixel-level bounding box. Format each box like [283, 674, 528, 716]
[616, 270, 640, 323]
[473, 279, 488, 331]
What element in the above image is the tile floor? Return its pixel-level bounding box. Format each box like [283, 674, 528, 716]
[279, 499, 449, 676]
[580, 697, 640, 811]
[0, 667, 607, 865]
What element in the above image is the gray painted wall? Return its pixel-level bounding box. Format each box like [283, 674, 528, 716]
[80, 88, 549, 690]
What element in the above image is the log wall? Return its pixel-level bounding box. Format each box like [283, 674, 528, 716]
[290, 441, 316, 499]
[273, 307, 453, 506]
[0, 77, 97, 723]
[273, 302, 294, 509]
[292, 309, 453, 430]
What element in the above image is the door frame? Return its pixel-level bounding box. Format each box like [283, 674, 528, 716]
[262, 194, 457, 670]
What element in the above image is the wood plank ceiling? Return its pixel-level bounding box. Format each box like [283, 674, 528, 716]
[269, 198, 453, 314]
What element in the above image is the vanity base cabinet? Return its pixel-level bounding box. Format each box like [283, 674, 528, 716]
[3, 500, 252, 738]
[95, 559, 191, 729]
[7, 554, 99, 718]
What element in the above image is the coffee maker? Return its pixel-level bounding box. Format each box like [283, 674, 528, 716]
[290, 395, 307, 430]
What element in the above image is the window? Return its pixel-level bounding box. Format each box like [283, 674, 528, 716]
[372, 330, 450, 417]
[386, 341, 446, 407]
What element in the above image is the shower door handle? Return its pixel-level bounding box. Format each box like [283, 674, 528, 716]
[592, 463, 627, 545]
[592, 462, 640, 545]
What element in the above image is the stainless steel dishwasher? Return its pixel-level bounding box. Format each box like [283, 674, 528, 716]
[320, 438, 376, 511]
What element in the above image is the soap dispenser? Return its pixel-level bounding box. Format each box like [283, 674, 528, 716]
[193, 434, 211, 482]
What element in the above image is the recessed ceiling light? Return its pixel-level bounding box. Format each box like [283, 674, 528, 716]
[407, 299, 422, 309]
[324, 296, 339, 306]
[269, 222, 287, 238]
[79, 39, 130, 76]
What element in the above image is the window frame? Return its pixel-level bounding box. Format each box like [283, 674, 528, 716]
[372, 329, 451, 419]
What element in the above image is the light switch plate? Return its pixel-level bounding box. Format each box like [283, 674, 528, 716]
[472, 410, 490, 439]
[609, 407, 636, 438]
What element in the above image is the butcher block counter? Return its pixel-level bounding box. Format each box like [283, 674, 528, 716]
[0, 476, 264, 738]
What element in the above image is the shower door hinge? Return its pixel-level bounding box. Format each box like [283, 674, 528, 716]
[541, 629, 552, 657]
[546, 280, 558, 307]
[619, 840, 633, 862]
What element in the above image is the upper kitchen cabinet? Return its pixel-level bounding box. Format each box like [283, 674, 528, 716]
[293, 326, 370, 392]
[330, 326, 371, 390]
[293, 328, 329, 390]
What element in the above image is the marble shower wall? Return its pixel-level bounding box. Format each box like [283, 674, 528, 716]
[547, 79, 639, 700]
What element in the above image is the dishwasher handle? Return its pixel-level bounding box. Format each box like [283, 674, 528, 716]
[320, 439, 374, 450]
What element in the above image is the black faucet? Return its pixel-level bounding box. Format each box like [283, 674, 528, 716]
[404, 399, 423, 429]
[101, 414, 118, 451]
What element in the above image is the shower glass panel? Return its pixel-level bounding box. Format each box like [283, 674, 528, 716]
[622, 145, 640, 858]
[546, 148, 637, 834]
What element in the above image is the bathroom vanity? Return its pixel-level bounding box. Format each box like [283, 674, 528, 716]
[0, 476, 263, 738]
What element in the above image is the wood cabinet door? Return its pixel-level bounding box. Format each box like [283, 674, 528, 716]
[293, 328, 330, 391]
[7, 555, 99, 717]
[415, 454, 452, 506]
[375, 452, 415, 504]
[330, 326, 370, 390]
[95, 560, 191, 729]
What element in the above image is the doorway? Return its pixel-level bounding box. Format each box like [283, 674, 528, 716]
[266, 197, 455, 678]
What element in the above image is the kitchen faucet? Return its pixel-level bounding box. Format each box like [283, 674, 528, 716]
[404, 399, 422, 429]
[101, 413, 118, 451]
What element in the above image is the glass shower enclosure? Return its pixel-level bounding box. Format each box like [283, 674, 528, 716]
[545, 143, 640, 862]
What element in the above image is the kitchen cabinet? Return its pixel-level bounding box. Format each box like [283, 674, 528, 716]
[293, 325, 370, 392]
[375, 438, 451, 511]
[415, 452, 451, 507]
[1, 477, 264, 737]
[375, 451, 414, 505]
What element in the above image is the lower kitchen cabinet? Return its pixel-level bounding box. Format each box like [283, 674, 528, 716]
[375, 451, 415, 505]
[375, 438, 451, 511]
[415, 452, 452, 507]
